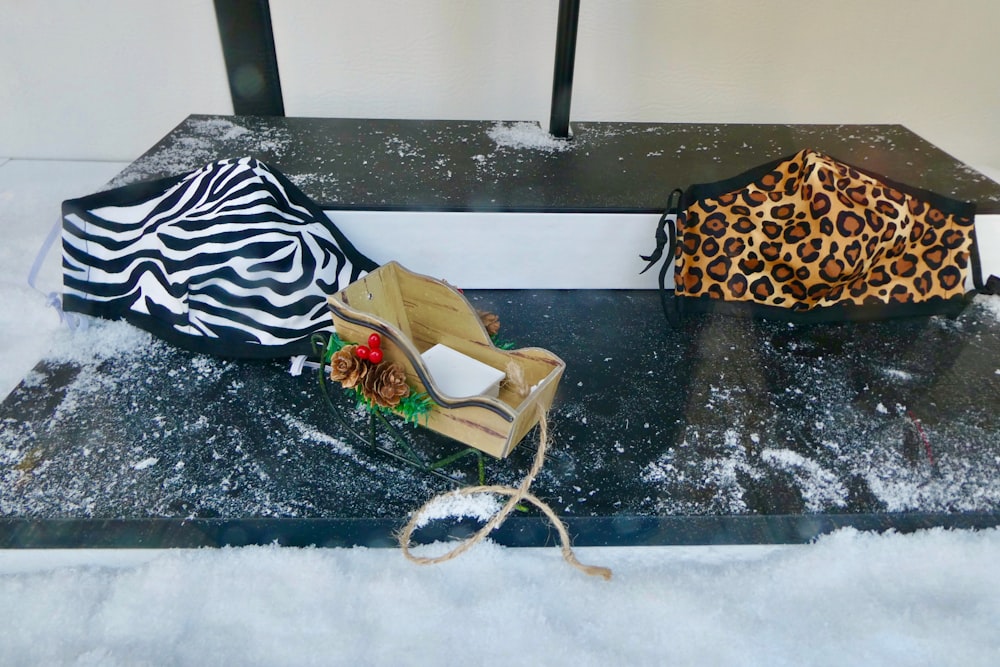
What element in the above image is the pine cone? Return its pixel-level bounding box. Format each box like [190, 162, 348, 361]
[478, 310, 501, 337]
[361, 361, 410, 408]
[329, 345, 368, 389]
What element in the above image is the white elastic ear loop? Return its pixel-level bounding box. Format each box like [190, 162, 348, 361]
[27, 217, 85, 331]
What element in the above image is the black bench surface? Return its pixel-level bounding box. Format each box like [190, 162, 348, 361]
[110, 115, 1000, 213]
[2, 117, 999, 548]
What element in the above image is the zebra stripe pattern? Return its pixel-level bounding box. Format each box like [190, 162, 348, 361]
[62, 157, 377, 358]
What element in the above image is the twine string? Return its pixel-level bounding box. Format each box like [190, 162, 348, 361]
[504, 360, 530, 399]
[398, 406, 612, 580]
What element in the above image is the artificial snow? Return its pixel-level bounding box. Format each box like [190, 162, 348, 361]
[0, 529, 998, 664]
[45, 318, 155, 367]
[130, 457, 159, 471]
[3, 159, 1000, 664]
[412, 490, 503, 529]
[0, 159, 130, 399]
[107, 118, 291, 188]
[977, 292, 1000, 321]
[487, 121, 571, 153]
[760, 448, 847, 512]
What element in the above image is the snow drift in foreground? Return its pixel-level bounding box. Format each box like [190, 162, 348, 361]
[0, 528, 998, 666]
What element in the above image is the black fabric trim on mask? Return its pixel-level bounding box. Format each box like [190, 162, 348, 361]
[61, 158, 378, 359]
[62, 161, 378, 278]
[968, 224, 986, 293]
[674, 293, 972, 324]
[683, 150, 978, 220]
[270, 164, 379, 276]
[666, 149, 984, 324]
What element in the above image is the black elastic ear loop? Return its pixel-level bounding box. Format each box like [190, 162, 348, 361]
[640, 188, 683, 326]
[968, 210, 986, 293]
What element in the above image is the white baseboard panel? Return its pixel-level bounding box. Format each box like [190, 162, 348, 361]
[975, 214, 1000, 284]
[332, 210, 665, 289]
[331, 211, 1000, 290]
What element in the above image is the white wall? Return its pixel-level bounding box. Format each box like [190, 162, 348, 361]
[272, 0, 559, 124]
[0, 0, 232, 161]
[2, 0, 999, 171]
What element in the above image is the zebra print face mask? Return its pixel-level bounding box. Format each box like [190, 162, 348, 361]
[61, 157, 377, 358]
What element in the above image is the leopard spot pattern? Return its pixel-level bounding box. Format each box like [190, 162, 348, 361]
[674, 149, 974, 311]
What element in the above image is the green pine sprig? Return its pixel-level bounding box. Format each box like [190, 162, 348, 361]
[395, 391, 435, 427]
[324, 331, 348, 361]
[491, 333, 516, 350]
[350, 386, 434, 427]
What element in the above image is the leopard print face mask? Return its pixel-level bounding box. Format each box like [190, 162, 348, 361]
[643, 149, 983, 322]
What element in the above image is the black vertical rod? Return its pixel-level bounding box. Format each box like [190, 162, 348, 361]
[214, 0, 285, 116]
[548, 0, 581, 138]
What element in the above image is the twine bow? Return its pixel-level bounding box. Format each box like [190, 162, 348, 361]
[398, 405, 612, 580]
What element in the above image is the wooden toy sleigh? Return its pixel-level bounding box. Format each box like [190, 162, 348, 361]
[315, 262, 565, 481]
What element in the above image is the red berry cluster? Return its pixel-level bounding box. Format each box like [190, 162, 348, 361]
[354, 332, 384, 364]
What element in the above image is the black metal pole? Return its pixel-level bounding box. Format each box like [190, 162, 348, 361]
[548, 0, 580, 138]
[213, 0, 285, 116]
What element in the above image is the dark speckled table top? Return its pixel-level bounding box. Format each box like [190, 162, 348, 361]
[2, 291, 999, 548]
[1, 117, 999, 549]
[110, 115, 1000, 213]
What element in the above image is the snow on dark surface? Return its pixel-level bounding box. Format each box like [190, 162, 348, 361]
[105, 115, 1000, 212]
[3, 292, 999, 525]
[3, 156, 1000, 665]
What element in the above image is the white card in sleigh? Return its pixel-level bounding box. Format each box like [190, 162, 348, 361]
[326, 261, 565, 458]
